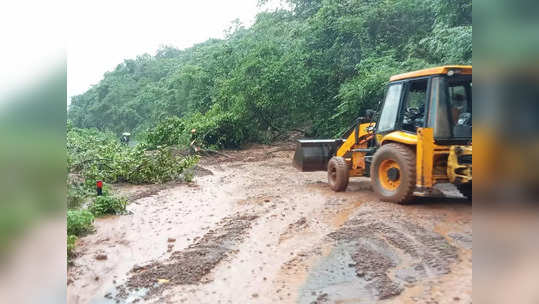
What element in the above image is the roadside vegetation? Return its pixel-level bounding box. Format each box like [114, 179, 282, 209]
[66, 122, 199, 259]
[66, 0, 471, 258]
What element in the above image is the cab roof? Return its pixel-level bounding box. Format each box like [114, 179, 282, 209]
[389, 65, 472, 82]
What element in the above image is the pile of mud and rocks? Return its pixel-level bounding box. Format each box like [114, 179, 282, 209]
[114, 212, 259, 301]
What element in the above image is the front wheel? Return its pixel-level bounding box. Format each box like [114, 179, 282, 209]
[371, 143, 416, 204]
[328, 156, 349, 192]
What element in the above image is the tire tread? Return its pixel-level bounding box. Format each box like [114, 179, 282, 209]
[328, 156, 349, 192]
[371, 143, 416, 204]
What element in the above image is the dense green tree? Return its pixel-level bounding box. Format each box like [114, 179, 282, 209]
[69, 0, 472, 146]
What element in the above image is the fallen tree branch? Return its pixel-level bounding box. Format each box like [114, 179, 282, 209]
[197, 148, 234, 159]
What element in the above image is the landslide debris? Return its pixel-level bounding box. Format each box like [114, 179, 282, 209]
[115, 212, 259, 301]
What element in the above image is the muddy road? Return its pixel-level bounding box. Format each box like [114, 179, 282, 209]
[67, 145, 471, 304]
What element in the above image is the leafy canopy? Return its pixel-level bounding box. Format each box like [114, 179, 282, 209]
[69, 0, 471, 144]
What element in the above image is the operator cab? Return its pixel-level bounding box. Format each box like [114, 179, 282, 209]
[293, 65, 472, 203]
[376, 66, 472, 145]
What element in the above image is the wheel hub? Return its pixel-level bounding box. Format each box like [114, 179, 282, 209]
[387, 167, 400, 181]
[378, 159, 401, 191]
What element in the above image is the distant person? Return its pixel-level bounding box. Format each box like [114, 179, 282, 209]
[190, 129, 200, 153]
[121, 132, 131, 144]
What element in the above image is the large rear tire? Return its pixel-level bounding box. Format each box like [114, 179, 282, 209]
[328, 156, 349, 192]
[371, 143, 416, 204]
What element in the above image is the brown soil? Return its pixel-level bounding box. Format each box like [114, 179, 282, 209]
[67, 143, 471, 304]
[327, 207, 459, 300]
[115, 213, 259, 301]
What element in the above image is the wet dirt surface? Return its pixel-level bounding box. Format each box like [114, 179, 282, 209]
[115, 212, 260, 302]
[67, 144, 472, 304]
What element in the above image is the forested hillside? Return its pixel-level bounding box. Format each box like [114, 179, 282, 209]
[68, 0, 471, 148]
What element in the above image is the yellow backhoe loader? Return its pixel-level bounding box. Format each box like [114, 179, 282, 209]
[293, 66, 472, 203]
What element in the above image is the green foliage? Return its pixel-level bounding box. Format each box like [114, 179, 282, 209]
[89, 196, 128, 217]
[67, 178, 92, 209]
[67, 209, 95, 236]
[182, 169, 195, 183]
[67, 126, 199, 185]
[66, 124, 199, 259]
[67, 234, 77, 258]
[144, 116, 188, 149]
[415, 25, 472, 64]
[144, 109, 252, 149]
[125, 147, 199, 184]
[187, 110, 251, 148]
[68, 0, 472, 140]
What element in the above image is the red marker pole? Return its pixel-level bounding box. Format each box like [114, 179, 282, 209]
[96, 180, 103, 196]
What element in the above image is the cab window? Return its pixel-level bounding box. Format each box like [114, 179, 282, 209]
[448, 82, 471, 125]
[429, 75, 472, 140]
[377, 83, 403, 133]
[401, 79, 428, 132]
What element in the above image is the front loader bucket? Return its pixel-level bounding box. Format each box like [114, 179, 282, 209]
[293, 139, 343, 172]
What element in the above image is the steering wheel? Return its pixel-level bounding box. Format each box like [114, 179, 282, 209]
[405, 107, 421, 120]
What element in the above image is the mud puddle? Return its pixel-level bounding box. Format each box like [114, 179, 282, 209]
[326, 212, 458, 301]
[297, 243, 375, 304]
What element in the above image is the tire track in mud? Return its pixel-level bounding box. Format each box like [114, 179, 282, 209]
[68, 147, 471, 304]
[114, 212, 260, 302]
[329, 218, 458, 299]
[293, 205, 461, 303]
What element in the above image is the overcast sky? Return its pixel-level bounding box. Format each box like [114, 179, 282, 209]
[66, 0, 283, 103]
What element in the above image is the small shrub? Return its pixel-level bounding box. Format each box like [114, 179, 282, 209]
[182, 168, 195, 182]
[89, 196, 127, 217]
[67, 181, 91, 209]
[67, 234, 77, 257]
[67, 210, 95, 236]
